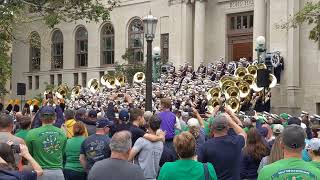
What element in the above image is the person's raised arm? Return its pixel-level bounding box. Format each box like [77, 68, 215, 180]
[225, 107, 243, 126]
[225, 113, 247, 141]
[19, 144, 43, 176]
[193, 108, 205, 128]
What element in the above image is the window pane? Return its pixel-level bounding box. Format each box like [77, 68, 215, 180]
[128, 19, 144, 63]
[230, 17, 235, 30]
[243, 16, 248, 29]
[250, 15, 254, 28]
[237, 16, 241, 29]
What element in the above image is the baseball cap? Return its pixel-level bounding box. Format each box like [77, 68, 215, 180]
[119, 109, 130, 121]
[282, 125, 306, 149]
[307, 138, 320, 152]
[40, 106, 56, 116]
[96, 118, 113, 128]
[88, 110, 97, 118]
[212, 115, 228, 131]
[187, 118, 200, 127]
[279, 113, 289, 120]
[272, 124, 284, 134]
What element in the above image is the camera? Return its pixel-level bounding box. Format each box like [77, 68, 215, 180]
[11, 144, 21, 154]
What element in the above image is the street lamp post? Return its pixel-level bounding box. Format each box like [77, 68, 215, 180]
[255, 36, 266, 63]
[143, 11, 158, 111]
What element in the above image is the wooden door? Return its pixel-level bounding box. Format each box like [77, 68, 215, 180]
[233, 42, 253, 61]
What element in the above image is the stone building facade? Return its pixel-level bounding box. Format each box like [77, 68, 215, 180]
[9, 0, 320, 115]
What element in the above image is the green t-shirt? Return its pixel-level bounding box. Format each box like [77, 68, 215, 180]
[204, 116, 215, 136]
[158, 159, 218, 180]
[258, 158, 320, 180]
[64, 136, 85, 172]
[15, 129, 29, 141]
[310, 161, 320, 169]
[26, 124, 67, 169]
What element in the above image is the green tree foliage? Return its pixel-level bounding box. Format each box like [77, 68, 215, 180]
[0, 0, 119, 96]
[277, 1, 320, 42]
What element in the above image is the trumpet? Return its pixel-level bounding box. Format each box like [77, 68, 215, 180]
[133, 72, 145, 83]
[87, 78, 100, 93]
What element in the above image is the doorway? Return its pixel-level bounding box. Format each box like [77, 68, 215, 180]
[227, 12, 254, 62]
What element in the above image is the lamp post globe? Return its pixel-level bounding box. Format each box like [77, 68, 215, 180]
[256, 36, 266, 46]
[143, 11, 158, 111]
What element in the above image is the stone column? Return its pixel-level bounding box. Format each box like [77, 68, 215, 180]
[253, 0, 266, 60]
[181, 1, 194, 66]
[194, 0, 206, 69]
[286, 0, 300, 109]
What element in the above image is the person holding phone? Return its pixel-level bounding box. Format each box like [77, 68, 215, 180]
[0, 143, 43, 180]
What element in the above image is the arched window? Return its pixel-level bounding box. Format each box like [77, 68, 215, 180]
[29, 32, 41, 72]
[75, 27, 88, 67]
[51, 30, 63, 69]
[128, 18, 144, 63]
[101, 23, 114, 65]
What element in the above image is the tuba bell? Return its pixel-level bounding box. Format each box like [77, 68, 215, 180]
[55, 84, 69, 99]
[219, 75, 234, 88]
[242, 74, 255, 87]
[207, 87, 221, 100]
[225, 86, 240, 100]
[269, 74, 277, 88]
[133, 72, 145, 83]
[226, 97, 240, 113]
[257, 63, 267, 70]
[221, 80, 236, 93]
[208, 97, 221, 108]
[237, 80, 250, 98]
[234, 67, 248, 79]
[116, 74, 126, 87]
[247, 65, 258, 78]
[71, 85, 82, 97]
[87, 78, 100, 93]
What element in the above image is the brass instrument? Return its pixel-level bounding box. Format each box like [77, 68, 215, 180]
[225, 86, 240, 99]
[257, 63, 267, 69]
[116, 74, 126, 87]
[207, 87, 221, 100]
[269, 74, 277, 88]
[56, 84, 69, 99]
[226, 97, 240, 113]
[101, 74, 117, 89]
[208, 97, 221, 108]
[87, 78, 100, 93]
[247, 65, 258, 77]
[234, 67, 248, 78]
[242, 74, 255, 86]
[71, 85, 82, 97]
[219, 75, 234, 87]
[221, 80, 236, 93]
[133, 72, 145, 83]
[237, 80, 250, 98]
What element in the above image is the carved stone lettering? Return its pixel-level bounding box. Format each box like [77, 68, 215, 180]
[230, 0, 253, 9]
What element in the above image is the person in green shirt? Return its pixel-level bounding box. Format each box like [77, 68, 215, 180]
[25, 106, 67, 180]
[15, 116, 32, 141]
[158, 132, 218, 180]
[64, 121, 87, 180]
[258, 125, 320, 180]
[306, 138, 320, 169]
